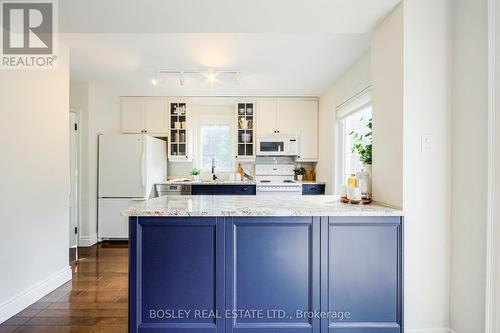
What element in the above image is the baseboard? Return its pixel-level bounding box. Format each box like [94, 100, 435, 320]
[406, 328, 455, 333]
[79, 233, 98, 247]
[0, 266, 72, 324]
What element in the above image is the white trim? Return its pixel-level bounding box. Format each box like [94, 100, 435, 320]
[0, 266, 72, 324]
[486, 0, 498, 332]
[406, 328, 455, 333]
[79, 233, 98, 247]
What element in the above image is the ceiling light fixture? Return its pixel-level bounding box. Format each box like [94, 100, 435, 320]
[158, 70, 241, 86]
[151, 78, 158, 86]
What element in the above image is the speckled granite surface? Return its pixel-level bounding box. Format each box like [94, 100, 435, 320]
[123, 195, 403, 217]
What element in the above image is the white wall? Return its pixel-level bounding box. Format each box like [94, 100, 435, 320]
[450, 0, 488, 331]
[317, 51, 371, 194]
[371, 5, 404, 208]
[70, 82, 121, 245]
[0, 46, 72, 323]
[403, 0, 451, 331]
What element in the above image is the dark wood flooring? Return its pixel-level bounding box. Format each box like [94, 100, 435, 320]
[0, 242, 129, 333]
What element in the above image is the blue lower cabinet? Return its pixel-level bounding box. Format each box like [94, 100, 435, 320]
[302, 184, 325, 195]
[225, 217, 321, 333]
[129, 217, 225, 333]
[129, 216, 403, 333]
[321, 217, 403, 333]
[191, 185, 256, 195]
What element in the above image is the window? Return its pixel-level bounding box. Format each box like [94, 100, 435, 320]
[335, 89, 372, 193]
[200, 124, 232, 171]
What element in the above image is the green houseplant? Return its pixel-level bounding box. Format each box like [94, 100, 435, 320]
[190, 167, 201, 181]
[294, 167, 306, 182]
[350, 117, 372, 166]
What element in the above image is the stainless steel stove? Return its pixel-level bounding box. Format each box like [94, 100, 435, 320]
[255, 164, 302, 196]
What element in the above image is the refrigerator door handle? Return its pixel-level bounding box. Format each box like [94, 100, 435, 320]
[141, 151, 146, 190]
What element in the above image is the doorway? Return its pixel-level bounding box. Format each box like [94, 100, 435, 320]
[69, 110, 79, 262]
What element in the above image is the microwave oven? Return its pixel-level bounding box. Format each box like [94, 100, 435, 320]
[256, 137, 299, 156]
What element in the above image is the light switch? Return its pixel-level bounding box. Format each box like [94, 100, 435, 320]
[421, 134, 433, 152]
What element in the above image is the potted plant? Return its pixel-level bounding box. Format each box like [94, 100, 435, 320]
[190, 168, 201, 181]
[350, 117, 372, 198]
[350, 117, 372, 168]
[294, 167, 306, 182]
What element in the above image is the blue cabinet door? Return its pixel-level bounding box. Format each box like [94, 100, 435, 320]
[321, 217, 403, 333]
[129, 217, 225, 333]
[225, 217, 321, 333]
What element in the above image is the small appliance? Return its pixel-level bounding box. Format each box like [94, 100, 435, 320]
[256, 136, 298, 156]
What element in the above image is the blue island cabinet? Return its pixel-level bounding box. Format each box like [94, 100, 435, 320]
[129, 217, 225, 333]
[225, 217, 321, 333]
[321, 217, 403, 333]
[129, 215, 403, 333]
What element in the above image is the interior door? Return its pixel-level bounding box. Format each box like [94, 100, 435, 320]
[276, 99, 299, 135]
[98, 134, 146, 198]
[121, 98, 144, 133]
[69, 112, 78, 248]
[144, 98, 168, 134]
[256, 99, 277, 137]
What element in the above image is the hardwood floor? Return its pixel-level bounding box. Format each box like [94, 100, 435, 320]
[0, 242, 129, 333]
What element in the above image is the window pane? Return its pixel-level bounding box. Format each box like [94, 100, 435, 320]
[200, 124, 231, 170]
[342, 106, 372, 184]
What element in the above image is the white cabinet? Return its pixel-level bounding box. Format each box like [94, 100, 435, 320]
[256, 99, 277, 137]
[121, 99, 144, 133]
[255, 98, 318, 161]
[276, 99, 299, 135]
[297, 100, 318, 161]
[121, 97, 168, 135]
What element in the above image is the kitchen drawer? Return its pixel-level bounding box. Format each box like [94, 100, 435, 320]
[302, 183, 325, 195]
[231, 185, 256, 195]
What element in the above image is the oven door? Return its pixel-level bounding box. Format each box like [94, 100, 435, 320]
[256, 185, 302, 196]
[256, 139, 288, 156]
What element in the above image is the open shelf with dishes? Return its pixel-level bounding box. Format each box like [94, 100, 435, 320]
[236, 102, 255, 160]
[169, 102, 190, 161]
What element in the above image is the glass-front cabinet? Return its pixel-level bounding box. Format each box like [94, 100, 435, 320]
[168, 101, 191, 161]
[235, 102, 255, 160]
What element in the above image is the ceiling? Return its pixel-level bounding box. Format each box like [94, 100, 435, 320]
[59, 0, 401, 34]
[63, 33, 371, 96]
[60, 0, 400, 96]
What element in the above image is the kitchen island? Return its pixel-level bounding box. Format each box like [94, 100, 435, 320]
[124, 195, 403, 333]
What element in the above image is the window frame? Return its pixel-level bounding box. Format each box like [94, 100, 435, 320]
[334, 88, 372, 194]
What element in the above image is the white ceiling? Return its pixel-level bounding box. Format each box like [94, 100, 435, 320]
[61, 0, 400, 96]
[63, 33, 371, 96]
[59, 0, 401, 34]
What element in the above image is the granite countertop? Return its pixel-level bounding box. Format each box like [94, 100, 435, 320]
[157, 180, 326, 185]
[123, 195, 403, 217]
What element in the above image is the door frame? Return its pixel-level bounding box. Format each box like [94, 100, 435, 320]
[486, 0, 500, 331]
[69, 108, 81, 253]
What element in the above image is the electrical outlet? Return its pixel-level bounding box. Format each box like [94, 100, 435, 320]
[421, 134, 433, 152]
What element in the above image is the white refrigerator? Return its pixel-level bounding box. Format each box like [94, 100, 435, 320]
[98, 134, 167, 240]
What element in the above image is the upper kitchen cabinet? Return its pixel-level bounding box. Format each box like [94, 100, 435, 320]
[168, 101, 191, 162]
[255, 99, 277, 137]
[256, 99, 299, 136]
[256, 98, 318, 161]
[235, 102, 255, 160]
[276, 99, 300, 135]
[121, 97, 169, 135]
[297, 99, 319, 161]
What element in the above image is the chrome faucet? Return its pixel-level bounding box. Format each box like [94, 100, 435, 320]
[211, 158, 218, 180]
